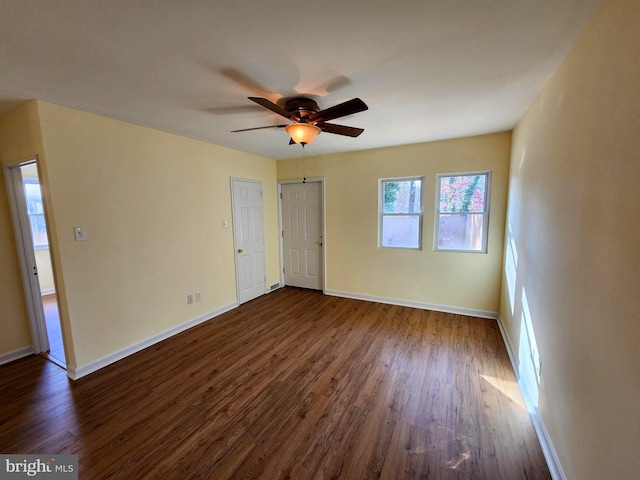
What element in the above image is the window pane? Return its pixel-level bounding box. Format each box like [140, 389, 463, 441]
[382, 215, 420, 248]
[439, 175, 486, 213]
[383, 180, 422, 214]
[436, 213, 484, 251]
[29, 214, 48, 247]
[23, 180, 48, 248]
[24, 183, 44, 214]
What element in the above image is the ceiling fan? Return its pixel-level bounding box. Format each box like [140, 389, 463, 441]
[231, 96, 368, 145]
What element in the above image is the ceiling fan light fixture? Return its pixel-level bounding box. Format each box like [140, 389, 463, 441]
[285, 123, 321, 145]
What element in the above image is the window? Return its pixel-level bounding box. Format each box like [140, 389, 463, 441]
[435, 171, 490, 253]
[23, 178, 48, 248]
[379, 177, 423, 249]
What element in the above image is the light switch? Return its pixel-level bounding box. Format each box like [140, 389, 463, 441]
[222, 219, 228, 228]
[74, 226, 87, 241]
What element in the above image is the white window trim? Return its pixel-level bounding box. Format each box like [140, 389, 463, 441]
[434, 170, 491, 253]
[379, 176, 424, 250]
[22, 177, 49, 250]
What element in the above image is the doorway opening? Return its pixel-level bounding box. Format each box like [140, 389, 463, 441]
[6, 160, 66, 368]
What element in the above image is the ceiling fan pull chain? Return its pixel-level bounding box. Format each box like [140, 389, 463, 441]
[302, 144, 306, 184]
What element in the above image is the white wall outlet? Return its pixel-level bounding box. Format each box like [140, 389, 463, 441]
[195, 292, 202, 302]
[187, 294, 194, 305]
[74, 226, 87, 241]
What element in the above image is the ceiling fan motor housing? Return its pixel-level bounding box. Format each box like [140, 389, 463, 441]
[284, 97, 320, 122]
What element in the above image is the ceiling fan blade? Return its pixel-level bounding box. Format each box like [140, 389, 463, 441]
[248, 97, 300, 121]
[308, 98, 368, 122]
[320, 123, 364, 137]
[289, 138, 296, 145]
[231, 124, 287, 132]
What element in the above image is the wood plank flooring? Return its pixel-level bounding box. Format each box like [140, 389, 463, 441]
[0, 287, 551, 479]
[43, 293, 66, 365]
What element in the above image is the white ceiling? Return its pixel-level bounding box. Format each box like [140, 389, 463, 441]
[0, 0, 603, 160]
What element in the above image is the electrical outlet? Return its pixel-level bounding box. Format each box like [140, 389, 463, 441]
[187, 294, 194, 305]
[195, 292, 202, 302]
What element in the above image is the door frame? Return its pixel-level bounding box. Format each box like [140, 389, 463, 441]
[277, 177, 326, 292]
[3, 156, 50, 354]
[230, 177, 267, 303]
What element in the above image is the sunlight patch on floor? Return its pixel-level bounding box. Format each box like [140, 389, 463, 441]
[480, 374, 527, 410]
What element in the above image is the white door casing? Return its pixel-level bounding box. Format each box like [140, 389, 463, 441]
[281, 182, 323, 290]
[231, 178, 266, 304]
[4, 160, 49, 354]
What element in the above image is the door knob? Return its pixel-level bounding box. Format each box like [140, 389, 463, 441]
[237, 248, 243, 253]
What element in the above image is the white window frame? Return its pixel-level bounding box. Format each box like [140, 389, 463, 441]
[434, 171, 491, 253]
[22, 177, 49, 249]
[379, 176, 424, 250]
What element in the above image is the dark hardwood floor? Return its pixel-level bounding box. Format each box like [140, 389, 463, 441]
[0, 288, 551, 479]
[42, 293, 66, 365]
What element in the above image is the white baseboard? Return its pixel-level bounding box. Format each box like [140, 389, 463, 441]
[67, 302, 238, 380]
[324, 289, 499, 320]
[529, 407, 567, 480]
[496, 313, 519, 374]
[496, 315, 567, 480]
[0, 346, 34, 366]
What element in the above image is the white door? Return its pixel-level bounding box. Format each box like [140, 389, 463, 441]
[232, 179, 266, 304]
[281, 182, 323, 290]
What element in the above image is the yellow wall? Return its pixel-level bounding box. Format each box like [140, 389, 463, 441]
[500, 0, 639, 478]
[0, 101, 45, 355]
[278, 132, 511, 314]
[33, 249, 55, 293]
[2, 102, 508, 369]
[33, 101, 278, 369]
